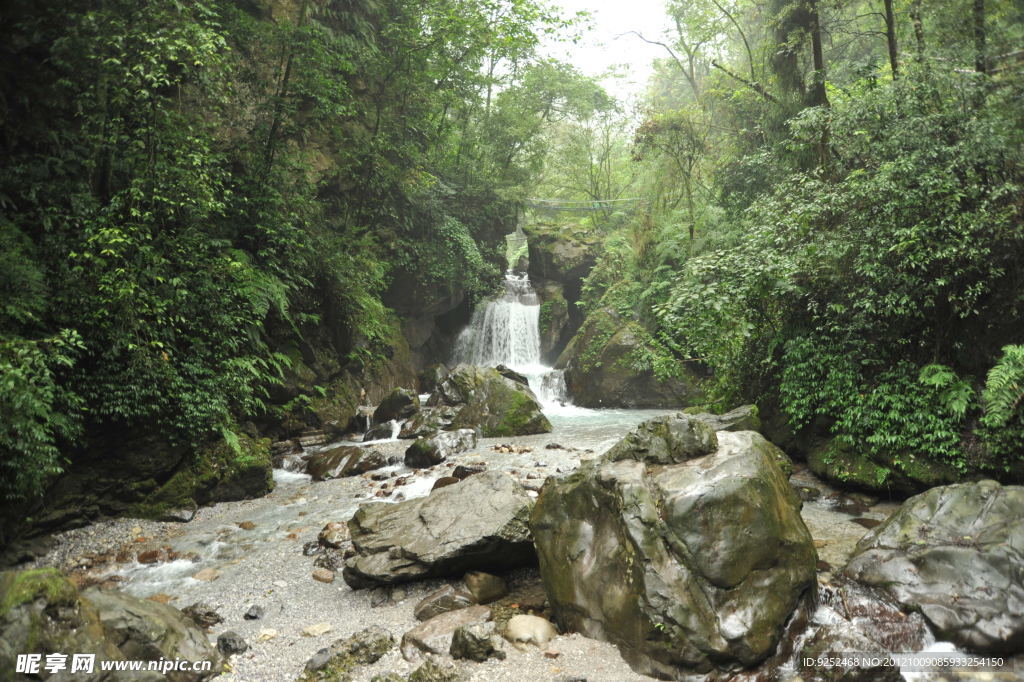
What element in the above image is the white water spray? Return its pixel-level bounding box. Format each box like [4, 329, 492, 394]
[453, 271, 578, 412]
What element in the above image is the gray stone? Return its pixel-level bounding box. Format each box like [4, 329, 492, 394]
[343, 471, 535, 588]
[530, 422, 815, 679]
[243, 604, 264, 620]
[307, 446, 387, 481]
[799, 624, 902, 681]
[216, 631, 248, 656]
[414, 585, 477, 621]
[408, 657, 463, 682]
[427, 365, 552, 437]
[405, 429, 478, 468]
[687, 404, 762, 432]
[462, 571, 507, 604]
[843, 480, 1024, 654]
[603, 412, 717, 465]
[302, 625, 395, 677]
[182, 602, 223, 629]
[450, 621, 506, 662]
[400, 606, 491, 662]
[373, 388, 420, 423]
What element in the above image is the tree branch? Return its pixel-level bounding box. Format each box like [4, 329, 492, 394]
[710, 60, 778, 103]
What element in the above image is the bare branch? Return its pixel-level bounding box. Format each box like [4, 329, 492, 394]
[710, 60, 779, 103]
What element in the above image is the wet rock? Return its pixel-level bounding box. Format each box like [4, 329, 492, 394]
[450, 621, 506, 662]
[843, 480, 1024, 654]
[312, 568, 335, 584]
[427, 365, 552, 437]
[343, 471, 535, 588]
[603, 412, 718, 465]
[182, 602, 223, 629]
[303, 541, 322, 556]
[308, 446, 387, 481]
[85, 587, 223, 680]
[793, 484, 822, 502]
[495, 364, 529, 386]
[686, 404, 762, 433]
[244, 604, 264, 620]
[798, 624, 901, 681]
[238, 520, 256, 530]
[364, 422, 399, 442]
[451, 464, 485, 480]
[530, 417, 816, 679]
[374, 388, 420, 423]
[414, 585, 477, 621]
[191, 567, 219, 582]
[137, 548, 168, 564]
[405, 429, 478, 468]
[852, 517, 882, 530]
[431, 476, 460, 491]
[400, 406, 457, 439]
[503, 614, 557, 650]
[318, 521, 350, 548]
[400, 605, 492, 662]
[419, 364, 450, 395]
[216, 631, 248, 656]
[408, 657, 463, 682]
[300, 625, 395, 681]
[463, 571, 507, 604]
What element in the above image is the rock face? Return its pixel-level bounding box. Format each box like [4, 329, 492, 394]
[687, 404, 762, 433]
[84, 588, 223, 681]
[404, 429, 478, 468]
[427, 365, 551, 437]
[307, 446, 387, 481]
[842, 480, 1024, 654]
[530, 415, 816, 679]
[373, 388, 420, 423]
[343, 471, 535, 588]
[556, 307, 704, 408]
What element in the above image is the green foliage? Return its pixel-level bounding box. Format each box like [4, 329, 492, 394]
[980, 345, 1024, 466]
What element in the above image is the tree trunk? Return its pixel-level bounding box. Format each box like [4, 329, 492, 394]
[883, 0, 899, 78]
[910, 0, 925, 62]
[808, 0, 828, 107]
[974, 0, 987, 73]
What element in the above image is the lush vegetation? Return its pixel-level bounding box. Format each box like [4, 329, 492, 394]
[0, 0, 604, 506]
[1, 0, 1022, 513]
[541, 0, 1024, 488]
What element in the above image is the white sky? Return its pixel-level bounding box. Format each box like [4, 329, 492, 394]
[541, 0, 675, 103]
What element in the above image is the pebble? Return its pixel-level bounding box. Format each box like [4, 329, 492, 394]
[312, 568, 335, 583]
[301, 622, 332, 637]
[244, 604, 265, 620]
[191, 567, 220, 582]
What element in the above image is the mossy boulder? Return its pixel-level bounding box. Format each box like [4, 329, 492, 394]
[373, 388, 420, 424]
[557, 307, 703, 408]
[530, 415, 816, 679]
[536, 282, 570, 363]
[307, 446, 389, 481]
[131, 430, 274, 518]
[843, 480, 1024, 654]
[298, 625, 395, 682]
[428, 365, 551, 437]
[807, 439, 959, 496]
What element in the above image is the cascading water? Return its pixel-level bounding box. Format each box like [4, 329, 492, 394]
[453, 270, 576, 412]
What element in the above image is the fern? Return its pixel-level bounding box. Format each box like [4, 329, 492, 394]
[981, 345, 1024, 428]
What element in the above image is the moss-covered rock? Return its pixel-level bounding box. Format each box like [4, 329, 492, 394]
[536, 282, 570, 363]
[298, 625, 395, 682]
[530, 416, 816, 679]
[807, 439, 959, 496]
[131, 430, 274, 518]
[557, 307, 704, 408]
[428, 365, 551, 437]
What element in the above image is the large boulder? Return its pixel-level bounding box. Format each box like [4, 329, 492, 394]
[556, 307, 704, 408]
[427, 365, 551, 437]
[807, 438, 960, 496]
[373, 388, 420, 424]
[307, 446, 388, 481]
[842, 480, 1024, 654]
[399, 406, 457, 439]
[404, 430, 478, 468]
[686, 404, 762, 433]
[84, 588, 223, 681]
[343, 471, 535, 588]
[530, 415, 816, 679]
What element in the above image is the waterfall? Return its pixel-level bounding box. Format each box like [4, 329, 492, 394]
[453, 271, 572, 411]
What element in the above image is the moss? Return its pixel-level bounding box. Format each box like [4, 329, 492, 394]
[481, 388, 551, 437]
[0, 568, 77, 619]
[808, 440, 892, 492]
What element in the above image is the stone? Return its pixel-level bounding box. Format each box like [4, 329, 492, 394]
[307, 446, 387, 481]
[238, 520, 256, 530]
[182, 602, 223, 629]
[463, 571, 507, 604]
[85, 587, 223, 680]
[257, 628, 277, 642]
[451, 464, 485, 480]
[318, 521, 350, 548]
[244, 604, 264, 620]
[798, 624, 902, 681]
[373, 388, 420, 423]
[314, 549, 344, 572]
[343, 471, 535, 588]
[427, 365, 552, 437]
[807, 438, 959, 495]
[191, 567, 219, 582]
[556, 307, 703, 408]
[686, 404, 762, 432]
[450, 621, 506, 662]
[312, 568, 335, 584]
[300, 625, 395, 681]
[503, 615, 557, 651]
[363, 422, 398, 442]
[137, 548, 167, 564]
[400, 605, 492, 662]
[408, 657, 463, 682]
[842, 480, 1024, 654]
[530, 418, 816, 679]
[216, 631, 248, 656]
[400, 406, 457, 439]
[405, 429, 478, 468]
[419, 364, 450, 394]
[603, 412, 718, 465]
[414, 585, 477, 621]
[303, 622, 333, 637]
[431, 476, 460, 491]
